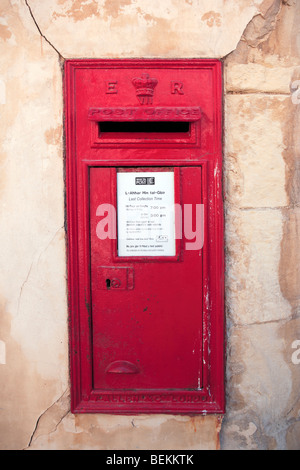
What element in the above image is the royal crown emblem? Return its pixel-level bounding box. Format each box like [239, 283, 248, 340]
[132, 73, 158, 105]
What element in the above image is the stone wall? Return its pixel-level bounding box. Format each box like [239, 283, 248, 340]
[0, 0, 299, 450]
[223, 0, 300, 449]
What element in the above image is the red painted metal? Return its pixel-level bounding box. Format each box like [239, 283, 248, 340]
[64, 59, 224, 414]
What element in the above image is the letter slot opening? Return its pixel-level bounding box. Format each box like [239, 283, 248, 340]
[98, 121, 190, 135]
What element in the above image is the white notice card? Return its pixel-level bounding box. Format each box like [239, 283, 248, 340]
[117, 171, 176, 257]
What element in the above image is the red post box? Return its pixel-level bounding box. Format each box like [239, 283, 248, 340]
[65, 59, 224, 414]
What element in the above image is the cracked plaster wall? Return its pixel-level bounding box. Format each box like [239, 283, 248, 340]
[0, 0, 299, 450]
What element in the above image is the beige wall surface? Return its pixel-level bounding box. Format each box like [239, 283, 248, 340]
[0, 0, 299, 450]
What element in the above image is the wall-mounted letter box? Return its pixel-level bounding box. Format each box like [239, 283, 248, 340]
[65, 59, 224, 414]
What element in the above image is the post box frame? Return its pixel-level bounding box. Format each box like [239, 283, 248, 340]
[64, 59, 225, 414]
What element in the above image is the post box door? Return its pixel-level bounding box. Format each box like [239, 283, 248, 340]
[90, 166, 203, 390]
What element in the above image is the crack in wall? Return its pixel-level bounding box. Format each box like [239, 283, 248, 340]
[226, 204, 300, 212]
[223, 0, 283, 61]
[25, 390, 70, 449]
[16, 226, 65, 317]
[226, 91, 291, 96]
[227, 312, 298, 329]
[17, 260, 33, 316]
[24, 0, 64, 59]
[36, 226, 64, 267]
[240, 0, 283, 49]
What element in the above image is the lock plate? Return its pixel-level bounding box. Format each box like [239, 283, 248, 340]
[97, 266, 134, 290]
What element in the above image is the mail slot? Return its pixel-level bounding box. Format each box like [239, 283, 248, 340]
[65, 59, 224, 414]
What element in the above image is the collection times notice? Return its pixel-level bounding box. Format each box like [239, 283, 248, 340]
[117, 171, 176, 257]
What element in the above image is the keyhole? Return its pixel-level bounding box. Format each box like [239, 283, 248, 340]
[106, 279, 111, 289]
